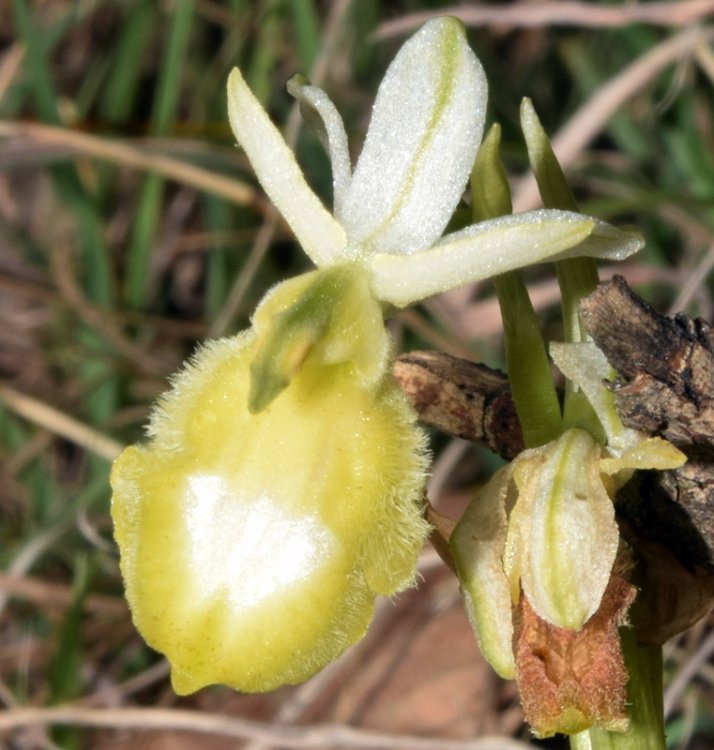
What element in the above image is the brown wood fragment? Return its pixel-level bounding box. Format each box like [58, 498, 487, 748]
[393, 351, 525, 460]
[580, 276, 714, 571]
[394, 284, 714, 641]
[580, 274, 714, 446]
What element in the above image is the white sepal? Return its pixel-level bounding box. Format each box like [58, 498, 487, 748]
[339, 17, 486, 257]
[519, 429, 618, 630]
[227, 68, 347, 267]
[548, 220, 643, 263]
[451, 463, 517, 679]
[367, 210, 595, 307]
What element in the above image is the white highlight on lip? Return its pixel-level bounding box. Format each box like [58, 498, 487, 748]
[185, 474, 334, 611]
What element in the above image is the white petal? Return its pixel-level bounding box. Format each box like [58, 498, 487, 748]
[339, 17, 486, 256]
[450, 464, 517, 679]
[367, 210, 596, 307]
[227, 68, 347, 267]
[287, 76, 352, 215]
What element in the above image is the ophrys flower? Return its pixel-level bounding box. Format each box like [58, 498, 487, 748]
[112, 17, 642, 696]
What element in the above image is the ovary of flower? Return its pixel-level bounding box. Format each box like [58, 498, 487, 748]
[227, 17, 642, 309]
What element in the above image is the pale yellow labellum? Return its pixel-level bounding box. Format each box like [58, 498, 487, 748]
[111, 267, 429, 694]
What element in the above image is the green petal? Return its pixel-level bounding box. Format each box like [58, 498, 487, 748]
[227, 68, 346, 267]
[519, 429, 619, 630]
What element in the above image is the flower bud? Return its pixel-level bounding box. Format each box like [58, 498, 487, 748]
[510, 429, 619, 630]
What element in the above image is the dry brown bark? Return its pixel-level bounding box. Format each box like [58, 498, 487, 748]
[395, 275, 714, 642]
[578, 276, 714, 642]
[579, 275, 714, 571]
[393, 351, 524, 460]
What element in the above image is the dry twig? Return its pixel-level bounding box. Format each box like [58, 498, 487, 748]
[0, 384, 123, 461]
[0, 706, 533, 750]
[0, 121, 262, 209]
[374, 1, 714, 40]
[514, 26, 714, 211]
[0, 571, 127, 617]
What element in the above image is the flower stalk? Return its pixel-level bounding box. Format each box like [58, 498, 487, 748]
[470, 124, 562, 447]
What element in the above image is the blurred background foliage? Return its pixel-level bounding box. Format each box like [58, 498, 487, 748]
[1, 1, 714, 748]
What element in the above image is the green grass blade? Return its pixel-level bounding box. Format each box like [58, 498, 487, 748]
[288, 0, 321, 71]
[124, 0, 196, 308]
[101, 0, 160, 125]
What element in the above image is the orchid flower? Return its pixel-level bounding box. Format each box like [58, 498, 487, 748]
[111, 17, 643, 697]
[450, 341, 685, 735]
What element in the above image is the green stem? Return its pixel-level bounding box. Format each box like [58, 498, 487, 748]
[519, 98, 602, 434]
[470, 123, 562, 447]
[493, 272, 562, 447]
[570, 630, 665, 750]
[555, 256, 599, 344]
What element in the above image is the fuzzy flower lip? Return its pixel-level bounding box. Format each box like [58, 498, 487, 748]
[227, 17, 642, 308]
[111, 266, 432, 695]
